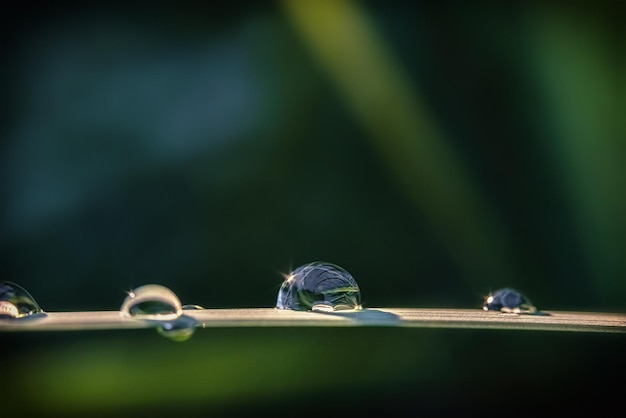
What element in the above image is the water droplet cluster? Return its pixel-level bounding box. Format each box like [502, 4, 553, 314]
[1, 262, 543, 340]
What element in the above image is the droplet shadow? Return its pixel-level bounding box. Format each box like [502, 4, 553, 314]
[316, 308, 402, 326]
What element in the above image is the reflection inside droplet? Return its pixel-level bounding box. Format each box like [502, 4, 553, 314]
[276, 261, 362, 312]
[120, 284, 182, 321]
[483, 287, 537, 314]
[157, 315, 198, 342]
[182, 304, 205, 310]
[0, 281, 45, 319]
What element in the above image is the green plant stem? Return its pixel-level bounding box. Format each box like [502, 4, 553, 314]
[1, 308, 624, 333]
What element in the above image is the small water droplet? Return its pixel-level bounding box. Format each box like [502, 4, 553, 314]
[276, 261, 362, 311]
[156, 315, 198, 342]
[0, 281, 45, 319]
[483, 287, 537, 314]
[120, 284, 182, 321]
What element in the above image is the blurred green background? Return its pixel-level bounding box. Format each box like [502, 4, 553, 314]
[1, 0, 624, 416]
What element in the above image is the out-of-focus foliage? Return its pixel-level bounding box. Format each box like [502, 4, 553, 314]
[1, 0, 624, 416]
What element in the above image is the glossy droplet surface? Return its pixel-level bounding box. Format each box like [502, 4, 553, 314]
[276, 261, 362, 312]
[157, 315, 198, 342]
[483, 287, 537, 314]
[0, 281, 45, 319]
[120, 284, 182, 321]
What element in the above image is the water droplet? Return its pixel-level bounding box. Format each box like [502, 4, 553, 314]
[483, 287, 537, 314]
[156, 315, 198, 342]
[120, 284, 182, 321]
[276, 261, 362, 311]
[0, 281, 45, 319]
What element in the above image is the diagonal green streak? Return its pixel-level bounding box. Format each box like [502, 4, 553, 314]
[525, 5, 626, 304]
[281, 0, 519, 284]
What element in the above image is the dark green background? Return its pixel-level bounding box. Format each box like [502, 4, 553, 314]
[1, 1, 624, 416]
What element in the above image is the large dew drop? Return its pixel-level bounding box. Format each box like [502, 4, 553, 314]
[276, 261, 362, 312]
[0, 281, 45, 319]
[483, 287, 537, 314]
[120, 284, 183, 321]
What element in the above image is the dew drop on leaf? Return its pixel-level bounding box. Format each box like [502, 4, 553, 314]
[276, 261, 362, 312]
[120, 284, 183, 321]
[156, 315, 198, 342]
[0, 281, 45, 319]
[483, 287, 537, 314]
